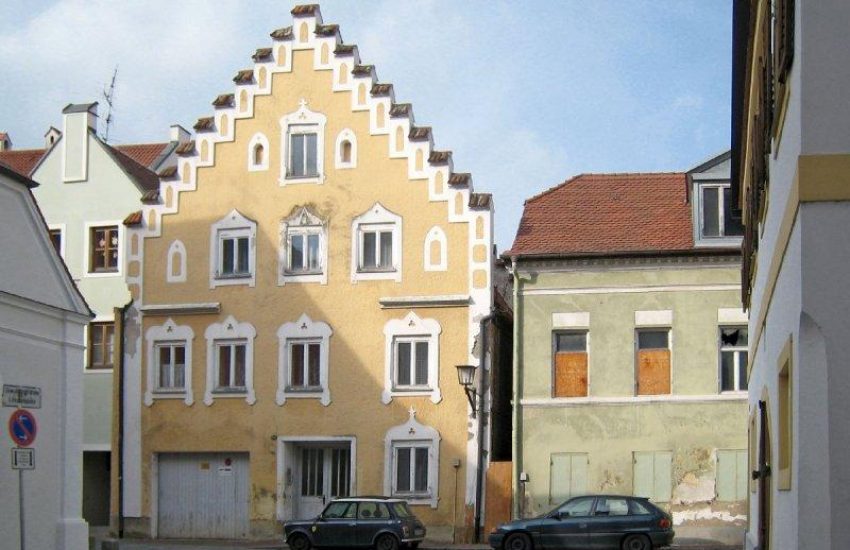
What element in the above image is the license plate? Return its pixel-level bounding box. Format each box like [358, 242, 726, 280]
[414, 529, 424, 536]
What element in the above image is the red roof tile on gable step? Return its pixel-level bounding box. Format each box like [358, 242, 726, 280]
[506, 172, 695, 257]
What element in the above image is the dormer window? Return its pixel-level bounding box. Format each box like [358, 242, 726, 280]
[698, 183, 743, 240]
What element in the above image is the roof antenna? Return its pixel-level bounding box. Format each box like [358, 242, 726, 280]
[102, 66, 118, 143]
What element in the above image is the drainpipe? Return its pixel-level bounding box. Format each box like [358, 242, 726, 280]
[474, 309, 495, 543]
[116, 300, 132, 539]
[510, 257, 522, 519]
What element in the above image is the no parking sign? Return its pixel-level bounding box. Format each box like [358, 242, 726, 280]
[8, 409, 37, 447]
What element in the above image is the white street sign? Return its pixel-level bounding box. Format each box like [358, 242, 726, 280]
[2, 385, 41, 409]
[11, 448, 34, 470]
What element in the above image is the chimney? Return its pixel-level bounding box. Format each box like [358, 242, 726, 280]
[61, 102, 98, 182]
[169, 124, 190, 144]
[0, 132, 12, 151]
[44, 126, 62, 149]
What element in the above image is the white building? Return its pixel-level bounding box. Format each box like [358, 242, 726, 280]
[731, 0, 850, 548]
[0, 162, 92, 550]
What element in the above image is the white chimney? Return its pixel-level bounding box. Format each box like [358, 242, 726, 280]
[61, 102, 98, 182]
[169, 124, 190, 144]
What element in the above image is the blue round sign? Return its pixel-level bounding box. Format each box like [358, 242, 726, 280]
[8, 409, 37, 447]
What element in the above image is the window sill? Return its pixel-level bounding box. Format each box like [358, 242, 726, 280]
[85, 270, 122, 279]
[284, 386, 324, 393]
[280, 173, 323, 186]
[392, 386, 434, 393]
[153, 388, 187, 395]
[85, 367, 114, 373]
[216, 272, 253, 280]
[520, 394, 748, 407]
[358, 267, 397, 274]
[283, 270, 324, 277]
[213, 388, 247, 395]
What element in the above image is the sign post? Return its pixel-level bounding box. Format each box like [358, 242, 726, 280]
[8, 409, 37, 550]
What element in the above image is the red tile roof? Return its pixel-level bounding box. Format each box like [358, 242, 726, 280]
[114, 143, 169, 169]
[506, 173, 696, 257]
[0, 149, 45, 177]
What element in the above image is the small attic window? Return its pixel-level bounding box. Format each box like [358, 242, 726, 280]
[341, 141, 352, 163]
[248, 133, 269, 172]
[254, 144, 265, 166]
[334, 129, 357, 170]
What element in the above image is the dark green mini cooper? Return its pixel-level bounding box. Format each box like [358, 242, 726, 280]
[284, 497, 426, 550]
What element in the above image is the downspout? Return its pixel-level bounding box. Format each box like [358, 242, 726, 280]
[474, 309, 495, 543]
[510, 257, 522, 519]
[116, 300, 132, 539]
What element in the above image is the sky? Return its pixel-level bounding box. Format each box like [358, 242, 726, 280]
[0, 0, 733, 250]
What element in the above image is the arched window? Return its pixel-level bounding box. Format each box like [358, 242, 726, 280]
[277, 45, 287, 67]
[200, 140, 209, 163]
[415, 149, 424, 172]
[248, 133, 269, 172]
[395, 126, 404, 153]
[258, 66, 267, 89]
[239, 90, 248, 113]
[219, 114, 228, 137]
[167, 240, 187, 283]
[181, 161, 191, 184]
[299, 22, 308, 43]
[334, 129, 357, 169]
[357, 83, 366, 106]
[434, 171, 444, 195]
[424, 226, 447, 271]
[376, 103, 386, 128]
[320, 43, 329, 65]
[339, 63, 349, 84]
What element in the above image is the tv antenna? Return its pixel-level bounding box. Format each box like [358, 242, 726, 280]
[102, 66, 118, 143]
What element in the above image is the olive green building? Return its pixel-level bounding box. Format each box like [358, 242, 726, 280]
[505, 153, 748, 544]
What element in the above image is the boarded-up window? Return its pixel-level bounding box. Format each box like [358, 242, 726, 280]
[636, 330, 670, 395]
[549, 453, 587, 504]
[553, 332, 588, 398]
[633, 450, 672, 502]
[716, 449, 748, 502]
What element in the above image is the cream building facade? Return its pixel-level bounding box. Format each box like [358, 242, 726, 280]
[120, 5, 494, 541]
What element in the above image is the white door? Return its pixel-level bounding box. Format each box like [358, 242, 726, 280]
[295, 445, 351, 519]
[157, 453, 250, 538]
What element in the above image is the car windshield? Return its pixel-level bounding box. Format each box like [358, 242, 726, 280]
[322, 501, 355, 519]
[391, 502, 414, 518]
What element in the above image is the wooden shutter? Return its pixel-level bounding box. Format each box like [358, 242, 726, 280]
[653, 451, 673, 502]
[774, 0, 794, 85]
[717, 449, 749, 502]
[554, 352, 588, 397]
[633, 452, 654, 499]
[550, 453, 587, 504]
[637, 350, 670, 395]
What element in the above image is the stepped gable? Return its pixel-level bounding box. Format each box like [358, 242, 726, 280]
[212, 94, 235, 108]
[334, 44, 355, 55]
[270, 26, 293, 40]
[408, 127, 431, 141]
[370, 83, 393, 96]
[448, 173, 471, 187]
[141, 190, 160, 204]
[429, 151, 452, 164]
[351, 65, 374, 77]
[389, 103, 411, 118]
[506, 172, 694, 257]
[175, 141, 195, 155]
[123, 210, 143, 226]
[233, 70, 255, 84]
[193, 117, 214, 132]
[314, 24, 338, 37]
[469, 193, 492, 209]
[291, 4, 319, 16]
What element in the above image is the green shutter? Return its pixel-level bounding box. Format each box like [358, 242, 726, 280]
[633, 452, 654, 499]
[550, 453, 588, 504]
[570, 454, 588, 497]
[634, 451, 672, 502]
[717, 449, 748, 502]
[735, 449, 748, 501]
[653, 451, 672, 502]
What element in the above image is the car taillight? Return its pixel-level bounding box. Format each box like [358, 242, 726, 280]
[659, 517, 671, 529]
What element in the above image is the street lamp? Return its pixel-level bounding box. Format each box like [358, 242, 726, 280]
[455, 364, 478, 418]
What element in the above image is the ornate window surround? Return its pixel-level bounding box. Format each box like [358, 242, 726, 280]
[382, 311, 442, 404]
[383, 408, 441, 508]
[144, 318, 194, 406]
[351, 202, 402, 283]
[276, 313, 333, 406]
[334, 128, 357, 169]
[209, 209, 257, 289]
[278, 206, 328, 285]
[279, 99, 327, 186]
[203, 315, 257, 406]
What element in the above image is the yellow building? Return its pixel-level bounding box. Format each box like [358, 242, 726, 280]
[117, 4, 495, 542]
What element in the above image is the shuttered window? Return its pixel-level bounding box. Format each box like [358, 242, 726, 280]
[549, 453, 588, 504]
[716, 449, 748, 502]
[633, 450, 672, 502]
[636, 330, 671, 395]
[553, 331, 588, 397]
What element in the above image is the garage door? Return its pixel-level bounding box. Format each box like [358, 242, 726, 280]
[157, 453, 249, 538]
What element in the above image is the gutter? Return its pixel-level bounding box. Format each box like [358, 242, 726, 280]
[473, 309, 495, 543]
[510, 257, 522, 519]
[116, 300, 132, 538]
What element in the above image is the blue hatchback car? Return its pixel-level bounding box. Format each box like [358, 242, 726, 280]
[488, 495, 674, 550]
[284, 497, 426, 550]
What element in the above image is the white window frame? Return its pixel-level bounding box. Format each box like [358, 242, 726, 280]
[423, 226, 447, 272]
[719, 325, 748, 393]
[209, 209, 256, 288]
[47, 223, 66, 259]
[166, 240, 187, 283]
[392, 336, 431, 391]
[351, 202, 402, 283]
[693, 181, 743, 246]
[391, 442, 431, 497]
[204, 316, 256, 405]
[279, 207, 328, 285]
[276, 314, 332, 406]
[145, 319, 194, 406]
[334, 128, 357, 169]
[280, 99, 326, 186]
[84, 220, 123, 278]
[382, 312, 441, 404]
[384, 409, 440, 508]
[247, 132, 270, 172]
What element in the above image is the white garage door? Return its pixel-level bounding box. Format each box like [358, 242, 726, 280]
[157, 453, 250, 539]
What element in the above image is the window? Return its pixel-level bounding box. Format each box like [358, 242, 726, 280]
[358, 502, 390, 519]
[716, 449, 748, 502]
[210, 210, 256, 288]
[382, 312, 441, 404]
[636, 330, 671, 395]
[393, 444, 430, 496]
[155, 343, 186, 390]
[247, 133, 269, 172]
[203, 315, 256, 405]
[90, 225, 119, 272]
[145, 319, 194, 406]
[340, 140, 352, 163]
[88, 322, 115, 369]
[277, 314, 332, 405]
[280, 100, 326, 185]
[216, 341, 247, 390]
[594, 497, 630, 517]
[553, 332, 588, 398]
[778, 337, 793, 490]
[352, 203, 402, 282]
[323, 501, 355, 519]
[280, 207, 327, 285]
[334, 129, 357, 169]
[699, 183, 743, 239]
[166, 240, 187, 283]
[49, 228, 62, 257]
[555, 497, 594, 518]
[393, 338, 429, 390]
[549, 453, 588, 504]
[423, 226, 447, 272]
[384, 410, 440, 507]
[720, 326, 748, 392]
[633, 450, 672, 502]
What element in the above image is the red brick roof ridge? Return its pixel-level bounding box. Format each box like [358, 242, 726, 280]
[524, 171, 686, 205]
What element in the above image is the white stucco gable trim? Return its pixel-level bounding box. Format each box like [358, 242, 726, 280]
[382, 311, 442, 404]
[276, 313, 333, 406]
[383, 408, 441, 508]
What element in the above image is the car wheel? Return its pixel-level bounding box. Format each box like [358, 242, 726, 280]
[287, 532, 311, 550]
[504, 532, 533, 550]
[376, 533, 400, 550]
[621, 534, 651, 550]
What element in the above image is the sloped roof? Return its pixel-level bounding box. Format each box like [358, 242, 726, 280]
[115, 143, 170, 169]
[0, 149, 46, 177]
[102, 143, 161, 192]
[506, 173, 697, 257]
